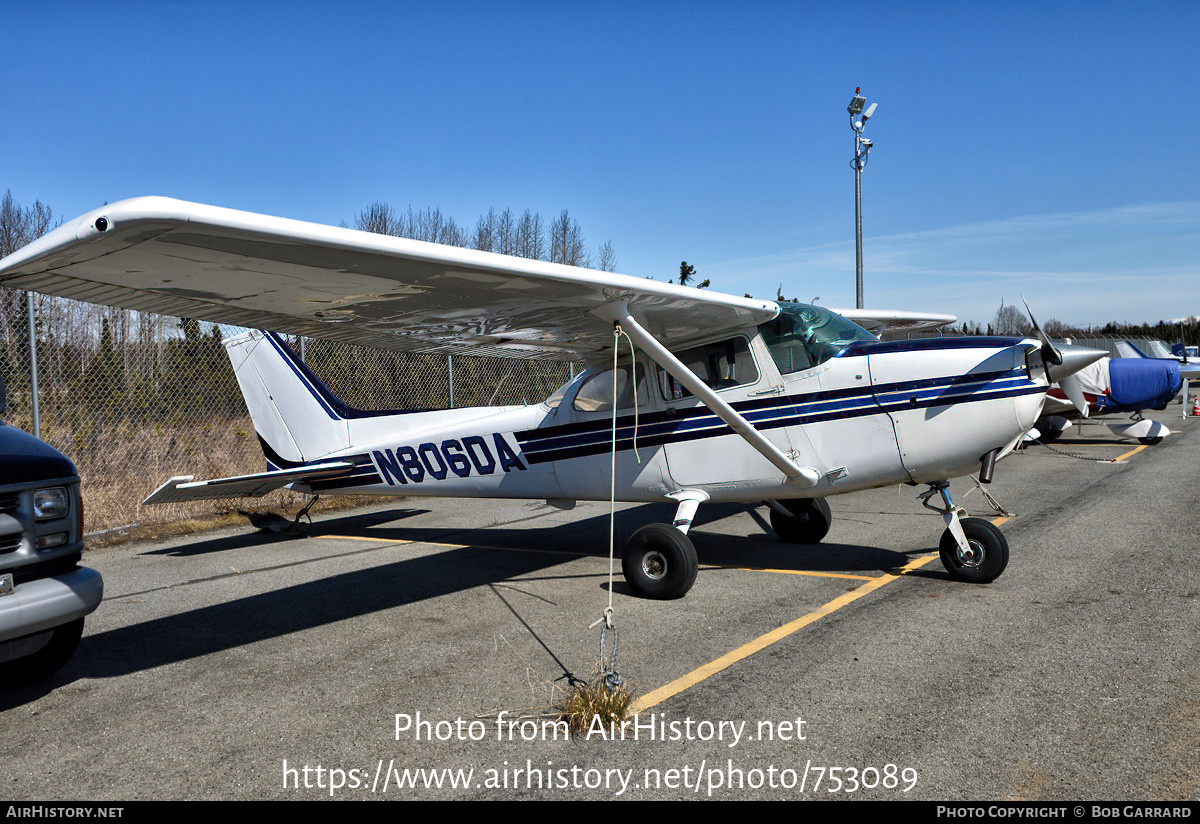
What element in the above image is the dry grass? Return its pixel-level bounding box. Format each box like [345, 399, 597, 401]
[83, 494, 385, 548]
[558, 665, 635, 735]
[10, 413, 384, 538]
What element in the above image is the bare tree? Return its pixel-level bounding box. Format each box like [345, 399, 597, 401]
[354, 200, 612, 267]
[355, 201, 401, 236]
[1, 191, 58, 363]
[992, 301, 1030, 336]
[0, 190, 53, 258]
[550, 209, 588, 267]
[515, 209, 545, 260]
[1042, 318, 1073, 338]
[472, 208, 497, 252]
[596, 239, 617, 272]
[495, 208, 517, 256]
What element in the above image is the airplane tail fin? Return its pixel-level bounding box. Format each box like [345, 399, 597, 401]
[225, 330, 352, 466]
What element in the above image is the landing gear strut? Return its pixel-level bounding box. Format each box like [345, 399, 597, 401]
[921, 482, 1009, 583]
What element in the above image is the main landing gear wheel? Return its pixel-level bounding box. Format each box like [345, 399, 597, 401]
[1138, 436, 1163, 445]
[769, 498, 832, 544]
[939, 518, 1009, 584]
[622, 523, 698, 600]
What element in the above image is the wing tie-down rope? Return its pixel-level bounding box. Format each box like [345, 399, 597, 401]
[588, 324, 642, 689]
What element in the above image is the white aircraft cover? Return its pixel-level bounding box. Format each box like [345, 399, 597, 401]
[0, 197, 780, 360]
[1066, 358, 1111, 398]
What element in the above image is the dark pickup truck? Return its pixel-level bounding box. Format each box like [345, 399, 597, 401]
[0, 378, 103, 684]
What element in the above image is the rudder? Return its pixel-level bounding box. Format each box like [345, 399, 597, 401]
[225, 331, 351, 465]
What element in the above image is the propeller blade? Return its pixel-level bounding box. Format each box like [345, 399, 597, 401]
[1058, 374, 1089, 417]
[1021, 295, 1062, 367]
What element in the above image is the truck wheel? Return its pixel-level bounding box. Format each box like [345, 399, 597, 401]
[0, 618, 85, 686]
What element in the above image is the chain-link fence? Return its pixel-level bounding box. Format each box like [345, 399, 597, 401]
[0, 288, 579, 534]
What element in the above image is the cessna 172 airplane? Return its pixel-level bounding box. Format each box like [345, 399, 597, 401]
[0, 197, 1105, 599]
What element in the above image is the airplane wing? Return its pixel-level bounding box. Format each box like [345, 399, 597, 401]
[830, 308, 957, 333]
[0, 197, 779, 360]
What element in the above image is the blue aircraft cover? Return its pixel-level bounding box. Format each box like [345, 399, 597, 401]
[1098, 358, 1182, 413]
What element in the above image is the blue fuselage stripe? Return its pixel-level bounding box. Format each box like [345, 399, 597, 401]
[515, 369, 1041, 464]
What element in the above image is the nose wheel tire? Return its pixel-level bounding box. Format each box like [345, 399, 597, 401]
[939, 518, 1009, 584]
[622, 523, 699, 599]
[769, 498, 832, 544]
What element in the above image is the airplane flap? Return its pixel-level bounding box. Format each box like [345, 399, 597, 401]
[143, 462, 355, 504]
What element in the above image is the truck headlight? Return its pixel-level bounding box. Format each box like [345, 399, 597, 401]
[34, 487, 69, 520]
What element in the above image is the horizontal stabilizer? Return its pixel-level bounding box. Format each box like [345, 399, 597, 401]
[143, 462, 355, 505]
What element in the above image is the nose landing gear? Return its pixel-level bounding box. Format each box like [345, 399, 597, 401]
[921, 482, 1009, 583]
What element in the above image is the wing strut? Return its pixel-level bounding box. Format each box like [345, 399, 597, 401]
[599, 302, 820, 487]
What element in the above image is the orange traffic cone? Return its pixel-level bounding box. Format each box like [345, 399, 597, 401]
[1192, 396, 1199, 417]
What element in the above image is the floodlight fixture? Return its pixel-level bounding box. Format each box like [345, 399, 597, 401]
[847, 87, 879, 310]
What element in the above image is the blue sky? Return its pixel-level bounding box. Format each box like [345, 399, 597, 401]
[3, 1, 1197, 328]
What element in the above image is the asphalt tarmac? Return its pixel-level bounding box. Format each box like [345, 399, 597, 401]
[3, 409, 1197, 801]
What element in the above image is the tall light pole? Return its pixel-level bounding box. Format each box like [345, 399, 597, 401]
[848, 88, 877, 309]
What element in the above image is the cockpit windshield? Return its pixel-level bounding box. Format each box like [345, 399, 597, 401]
[759, 303, 877, 375]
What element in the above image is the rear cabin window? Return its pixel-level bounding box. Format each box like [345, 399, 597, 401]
[572, 363, 649, 413]
[658, 337, 758, 401]
[759, 303, 876, 375]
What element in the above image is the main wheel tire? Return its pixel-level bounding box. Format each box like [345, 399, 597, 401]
[1034, 417, 1061, 443]
[939, 518, 1009, 584]
[622, 523, 698, 600]
[769, 498, 832, 544]
[0, 618, 85, 686]
[1138, 436, 1163, 445]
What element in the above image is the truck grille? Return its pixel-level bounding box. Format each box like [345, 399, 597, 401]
[0, 494, 17, 516]
[0, 535, 18, 554]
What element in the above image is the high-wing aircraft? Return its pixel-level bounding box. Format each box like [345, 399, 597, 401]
[1038, 356, 1179, 443]
[0, 197, 1105, 598]
[1110, 339, 1200, 383]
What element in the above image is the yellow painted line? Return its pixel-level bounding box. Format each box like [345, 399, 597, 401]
[702, 564, 875, 581]
[631, 553, 939, 713]
[324, 535, 414, 545]
[1114, 444, 1148, 463]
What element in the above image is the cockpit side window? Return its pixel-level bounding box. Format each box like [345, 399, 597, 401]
[544, 374, 581, 410]
[657, 336, 758, 401]
[759, 303, 876, 375]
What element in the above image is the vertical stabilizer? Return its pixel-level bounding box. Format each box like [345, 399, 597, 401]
[225, 331, 351, 465]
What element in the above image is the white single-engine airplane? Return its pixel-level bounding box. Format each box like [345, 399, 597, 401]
[0, 197, 1105, 598]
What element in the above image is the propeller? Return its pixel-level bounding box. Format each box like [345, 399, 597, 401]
[1021, 296, 1061, 367]
[1021, 296, 1092, 417]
